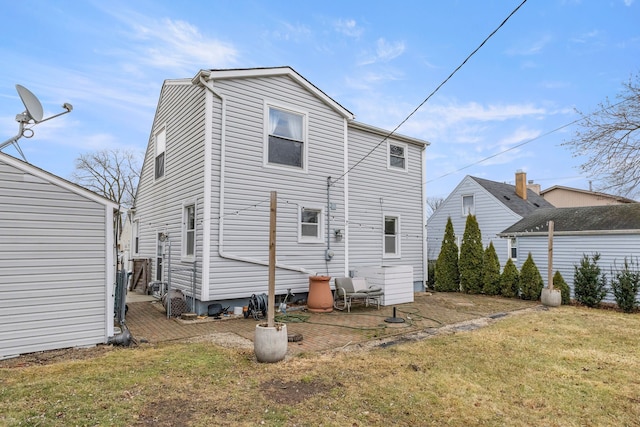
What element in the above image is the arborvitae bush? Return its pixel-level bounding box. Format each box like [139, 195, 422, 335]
[574, 253, 607, 308]
[435, 217, 459, 292]
[610, 258, 640, 313]
[520, 253, 543, 300]
[426, 259, 436, 290]
[553, 271, 570, 305]
[482, 242, 501, 295]
[500, 258, 519, 298]
[459, 215, 483, 294]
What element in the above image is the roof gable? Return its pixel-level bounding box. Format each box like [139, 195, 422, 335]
[540, 185, 636, 204]
[193, 66, 354, 120]
[501, 203, 640, 235]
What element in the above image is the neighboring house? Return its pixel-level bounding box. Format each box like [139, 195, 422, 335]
[540, 185, 636, 208]
[498, 203, 640, 302]
[132, 67, 429, 312]
[427, 171, 554, 266]
[0, 152, 118, 359]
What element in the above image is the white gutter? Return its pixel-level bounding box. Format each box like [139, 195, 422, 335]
[196, 73, 317, 280]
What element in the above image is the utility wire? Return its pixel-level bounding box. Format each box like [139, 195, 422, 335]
[329, 0, 528, 187]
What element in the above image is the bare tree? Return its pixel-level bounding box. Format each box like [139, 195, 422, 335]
[563, 73, 640, 198]
[71, 148, 141, 208]
[427, 196, 445, 218]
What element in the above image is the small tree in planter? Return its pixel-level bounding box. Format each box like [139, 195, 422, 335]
[553, 271, 571, 305]
[610, 258, 640, 313]
[520, 253, 544, 300]
[482, 242, 501, 295]
[435, 217, 459, 292]
[500, 258, 519, 298]
[574, 253, 607, 308]
[459, 214, 483, 294]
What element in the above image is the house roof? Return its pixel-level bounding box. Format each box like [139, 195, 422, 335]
[499, 203, 640, 236]
[540, 185, 636, 203]
[470, 176, 554, 217]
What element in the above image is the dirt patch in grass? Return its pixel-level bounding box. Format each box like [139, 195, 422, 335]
[260, 378, 335, 405]
[0, 345, 117, 368]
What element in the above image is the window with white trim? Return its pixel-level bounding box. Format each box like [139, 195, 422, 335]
[132, 219, 139, 255]
[299, 207, 322, 242]
[156, 233, 164, 281]
[154, 127, 166, 180]
[388, 142, 407, 171]
[462, 195, 474, 216]
[509, 237, 518, 260]
[182, 203, 196, 259]
[383, 215, 400, 257]
[266, 106, 306, 169]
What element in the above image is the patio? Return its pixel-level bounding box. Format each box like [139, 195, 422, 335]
[125, 291, 541, 355]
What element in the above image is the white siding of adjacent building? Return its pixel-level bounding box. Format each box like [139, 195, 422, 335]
[0, 155, 116, 359]
[427, 176, 521, 267]
[513, 233, 640, 303]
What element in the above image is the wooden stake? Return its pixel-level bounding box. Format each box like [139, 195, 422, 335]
[548, 220, 554, 290]
[268, 191, 277, 327]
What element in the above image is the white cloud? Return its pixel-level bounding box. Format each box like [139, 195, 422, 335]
[623, 0, 634, 6]
[334, 19, 363, 38]
[507, 34, 552, 56]
[358, 38, 405, 65]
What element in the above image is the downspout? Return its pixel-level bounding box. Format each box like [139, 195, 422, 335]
[421, 144, 427, 290]
[343, 118, 349, 276]
[197, 74, 317, 277]
[326, 176, 333, 264]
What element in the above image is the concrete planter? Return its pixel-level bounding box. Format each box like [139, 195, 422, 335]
[254, 323, 287, 363]
[541, 288, 561, 307]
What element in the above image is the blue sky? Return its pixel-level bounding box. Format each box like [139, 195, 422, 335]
[1, 0, 639, 200]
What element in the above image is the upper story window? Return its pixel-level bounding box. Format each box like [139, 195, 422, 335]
[388, 142, 407, 171]
[383, 214, 400, 258]
[462, 195, 474, 216]
[183, 203, 196, 259]
[154, 127, 166, 180]
[266, 106, 306, 170]
[299, 206, 322, 242]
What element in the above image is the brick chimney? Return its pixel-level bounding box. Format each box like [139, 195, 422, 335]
[515, 170, 527, 200]
[527, 179, 541, 195]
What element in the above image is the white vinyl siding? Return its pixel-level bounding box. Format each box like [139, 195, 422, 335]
[0, 155, 116, 359]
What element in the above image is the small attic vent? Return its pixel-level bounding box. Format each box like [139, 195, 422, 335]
[503, 195, 511, 200]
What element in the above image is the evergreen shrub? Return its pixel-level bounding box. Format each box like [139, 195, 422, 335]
[500, 258, 519, 298]
[482, 242, 501, 295]
[610, 258, 640, 313]
[459, 215, 483, 294]
[520, 253, 543, 300]
[574, 253, 608, 307]
[552, 271, 570, 305]
[434, 217, 460, 292]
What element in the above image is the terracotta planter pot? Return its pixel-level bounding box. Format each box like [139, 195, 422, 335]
[307, 275, 333, 313]
[254, 323, 287, 363]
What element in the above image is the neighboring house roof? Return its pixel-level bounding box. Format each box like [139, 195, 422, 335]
[0, 152, 118, 208]
[499, 203, 640, 236]
[540, 185, 636, 204]
[470, 176, 554, 216]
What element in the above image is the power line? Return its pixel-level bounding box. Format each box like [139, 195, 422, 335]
[329, 0, 528, 187]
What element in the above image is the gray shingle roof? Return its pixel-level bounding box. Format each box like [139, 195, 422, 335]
[500, 203, 640, 235]
[470, 176, 554, 217]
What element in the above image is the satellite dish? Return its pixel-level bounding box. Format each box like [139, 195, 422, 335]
[15, 84, 44, 123]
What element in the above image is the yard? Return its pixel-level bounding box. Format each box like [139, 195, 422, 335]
[1, 300, 639, 426]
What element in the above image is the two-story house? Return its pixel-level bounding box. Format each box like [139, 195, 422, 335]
[427, 171, 553, 267]
[132, 67, 428, 312]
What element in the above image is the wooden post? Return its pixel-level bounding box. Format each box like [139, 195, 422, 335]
[548, 220, 554, 290]
[268, 191, 277, 327]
